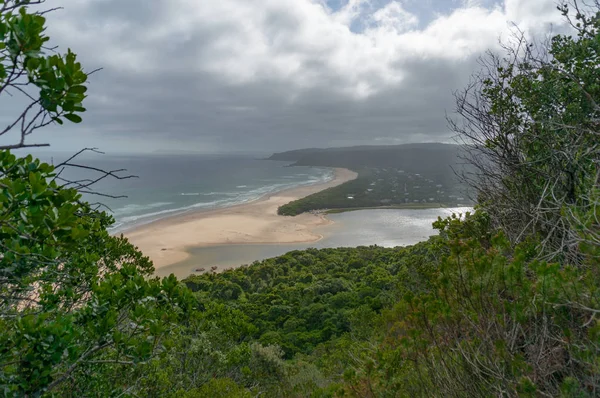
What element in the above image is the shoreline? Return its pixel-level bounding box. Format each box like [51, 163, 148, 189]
[125, 168, 358, 271]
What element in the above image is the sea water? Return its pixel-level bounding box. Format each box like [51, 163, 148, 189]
[45, 152, 333, 232]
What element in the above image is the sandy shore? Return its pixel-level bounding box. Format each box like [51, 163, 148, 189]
[125, 168, 358, 271]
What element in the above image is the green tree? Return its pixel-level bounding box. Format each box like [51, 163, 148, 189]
[451, 1, 600, 262]
[0, 152, 194, 396]
[0, 2, 195, 395]
[1, 0, 89, 150]
[364, 211, 600, 397]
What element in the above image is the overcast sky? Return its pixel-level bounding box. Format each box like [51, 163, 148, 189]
[3, 0, 569, 153]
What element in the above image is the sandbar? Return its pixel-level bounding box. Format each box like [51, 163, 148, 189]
[124, 168, 358, 272]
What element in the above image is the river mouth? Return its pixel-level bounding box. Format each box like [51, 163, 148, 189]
[155, 207, 473, 279]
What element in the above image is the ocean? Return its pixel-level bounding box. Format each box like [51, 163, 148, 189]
[47, 152, 334, 232]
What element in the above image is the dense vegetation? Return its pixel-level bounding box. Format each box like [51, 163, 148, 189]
[278, 167, 469, 216]
[0, 3, 193, 395]
[184, 243, 439, 358]
[0, 153, 193, 396]
[272, 144, 472, 216]
[1, 1, 599, 397]
[170, 211, 599, 397]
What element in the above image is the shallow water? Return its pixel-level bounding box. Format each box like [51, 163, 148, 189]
[156, 207, 473, 278]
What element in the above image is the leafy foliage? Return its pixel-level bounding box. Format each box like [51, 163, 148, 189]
[184, 243, 441, 358]
[0, 3, 200, 396]
[0, 151, 194, 396]
[452, 1, 600, 262]
[147, 210, 598, 397]
[369, 212, 600, 396]
[0, 1, 88, 150]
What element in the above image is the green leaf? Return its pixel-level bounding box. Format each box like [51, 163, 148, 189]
[26, 57, 40, 70]
[63, 113, 82, 123]
[68, 85, 87, 95]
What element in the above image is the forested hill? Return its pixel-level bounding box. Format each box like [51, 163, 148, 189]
[270, 143, 471, 215]
[268, 143, 463, 179]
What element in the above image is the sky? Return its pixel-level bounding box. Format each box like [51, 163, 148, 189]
[2, 0, 570, 154]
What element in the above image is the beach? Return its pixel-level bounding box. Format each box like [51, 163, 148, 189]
[125, 168, 358, 272]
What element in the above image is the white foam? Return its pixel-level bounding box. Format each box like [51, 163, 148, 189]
[119, 198, 234, 223]
[112, 202, 173, 216]
[201, 192, 239, 197]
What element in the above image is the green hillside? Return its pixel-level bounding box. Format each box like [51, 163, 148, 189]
[271, 144, 473, 215]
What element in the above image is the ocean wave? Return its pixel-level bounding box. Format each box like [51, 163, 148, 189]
[118, 198, 237, 224]
[201, 192, 239, 197]
[182, 192, 241, 197]
[108, 221, 124, 231]
[236, 185, 248, 188]
[112, 202, 173, 216]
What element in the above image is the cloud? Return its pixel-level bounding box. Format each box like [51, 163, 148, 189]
[369, 1, 419, 32]
[26, 0, 569, 153]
